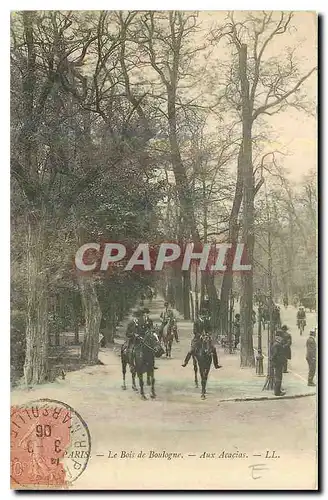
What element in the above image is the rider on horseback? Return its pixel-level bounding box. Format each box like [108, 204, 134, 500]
[126, 310, 145, 351]
[181, 310, 221, 369]
[143, 308, 154, 332]
[160, 302, 179, 342]
[297, 306, 306, 328]
[125, 309, 159, 369]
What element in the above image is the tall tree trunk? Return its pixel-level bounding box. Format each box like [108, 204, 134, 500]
[24, 214, 49, 385]
[239, 44, 255, 367]
[219, 145, 243, 335]
[79, 277, 102, 364]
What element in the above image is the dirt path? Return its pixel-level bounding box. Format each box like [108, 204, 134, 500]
[11, 297, 317, 490]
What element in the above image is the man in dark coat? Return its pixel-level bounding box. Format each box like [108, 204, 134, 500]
[271, 331, 286, 396]
[142, 308, 154, 333]
[182, 312, 221, 369]
[281, 324, 292, 373]
[306, 329, 316, 386]
[125, 310, 144, 359]
[272, 305, 281, 330]
[160, 302, 179, 342]
[297, 306, 306, 328]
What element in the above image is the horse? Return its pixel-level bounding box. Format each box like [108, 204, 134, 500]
[171, 318, 179, 342]
[192, 333, 214, 400]
[162, 322, 174, 358]
[121, 331, 164, 400]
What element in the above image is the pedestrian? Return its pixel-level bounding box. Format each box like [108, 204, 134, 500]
[306, 329, 317, 387]
[271, 331, 286, 396]
[281, 325, 292, 373]
[233, 313, 240, 349]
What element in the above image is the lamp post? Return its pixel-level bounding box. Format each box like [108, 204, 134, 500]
[263, 189, 275, 390]
[228, 290, 235, 354]
[256, 302, 264, 375]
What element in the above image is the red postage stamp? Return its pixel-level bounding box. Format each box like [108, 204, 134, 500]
[11, 399, 91, 489]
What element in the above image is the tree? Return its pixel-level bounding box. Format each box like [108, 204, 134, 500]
[211, 11, 316, 366]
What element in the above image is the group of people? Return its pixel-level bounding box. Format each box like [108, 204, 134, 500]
[125, 298, 221, 371]
[124, 294, 317, 396]
[271, 324, 317, 396]
[125, 301, 179, 366]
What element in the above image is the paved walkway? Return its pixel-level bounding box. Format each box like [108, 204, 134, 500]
[102, 295, 316, 402]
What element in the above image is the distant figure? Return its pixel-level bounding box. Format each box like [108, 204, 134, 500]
[233, 313, 240, 349]
[252, 309, 256, 325]
[283, 294, 288, 308]
[271, 331, 286, 397]
[272, 305, 281, 330]
[200, 296, 211, 315]
[297, 306, 306, 335]
[281, 325, 292, 373]
[306, 329, 317, 387]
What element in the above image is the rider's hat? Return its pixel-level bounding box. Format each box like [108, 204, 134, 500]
[143, 307, 150, 314]
[164, 301, 169, 306]
[281, 324, 289, 331]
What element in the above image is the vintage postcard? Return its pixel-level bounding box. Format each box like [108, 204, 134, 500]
[10, 10, 317, 490]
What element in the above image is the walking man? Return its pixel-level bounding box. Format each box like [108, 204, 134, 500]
[306, 329, 317, 387]
[271, 331, 286, 396]
[281, 325, 292, 373]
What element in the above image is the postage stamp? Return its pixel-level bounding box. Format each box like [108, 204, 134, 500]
[11, 399, 91, 489]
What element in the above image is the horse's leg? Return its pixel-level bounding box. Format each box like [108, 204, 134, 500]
[138, 372, 147, 400]
[200, 366, 206, 399]
[150, 370, 156, 399]
[131, 366, 138, 391]
[121, 353, 127, 390]
[193, 356, 199, 388]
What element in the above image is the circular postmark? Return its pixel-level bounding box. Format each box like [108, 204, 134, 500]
[11, 398, 91, 488]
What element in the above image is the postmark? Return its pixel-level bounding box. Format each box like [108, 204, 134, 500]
[11, 398, 91, 488]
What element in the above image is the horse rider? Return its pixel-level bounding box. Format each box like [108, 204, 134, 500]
[281, 324, 292, 373]
[271, 330, 286, 397]
[160, 302, 179, 342]
[306, 329, 316, 387]
[233, 313, 241, 349]
[143, 308, 154, 333]
[125, 310, 145, 359]
[297, 306, 306, 328]
[181, 310, 221, 369]
[126, 309, 158, 369]
[272, 304, 281, 330]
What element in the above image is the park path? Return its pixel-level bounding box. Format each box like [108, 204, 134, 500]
[11, 295, 317, 489]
